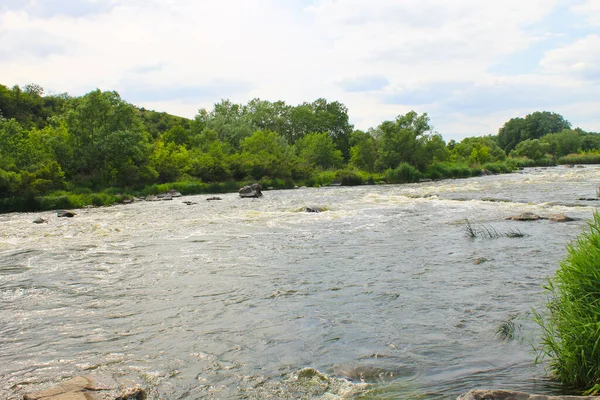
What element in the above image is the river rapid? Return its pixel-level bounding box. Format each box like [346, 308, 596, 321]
[1, 166, 599, 399]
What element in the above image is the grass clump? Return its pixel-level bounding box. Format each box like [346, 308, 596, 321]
[464, 220, 526, 239]
[534, 212, 600, 394]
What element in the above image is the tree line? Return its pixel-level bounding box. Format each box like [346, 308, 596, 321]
[1, 83, 599, 210]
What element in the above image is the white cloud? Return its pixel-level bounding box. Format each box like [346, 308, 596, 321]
[540, 34, 600, 81]
[571, 0, 600, 27]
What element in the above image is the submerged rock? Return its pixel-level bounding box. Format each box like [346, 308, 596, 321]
[56, 210, 76, 218]
[206, 196, 222, 201]
[33, 217, 48, 224]
[22, 375, 146, 400]
[239, 183, 263, 198]
[505, 212, 542, 221]
[547, 214, 575, 222]
[303, 206, 322, 213]
[457, 389, 599, 399]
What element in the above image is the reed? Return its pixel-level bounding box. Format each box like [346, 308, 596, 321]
[534, 212, 600, 394]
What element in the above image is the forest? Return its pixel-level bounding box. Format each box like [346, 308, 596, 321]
[1, 83, 599, 212]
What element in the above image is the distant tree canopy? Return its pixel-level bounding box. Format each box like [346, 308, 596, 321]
[0, 83, 598, 202]
[497, 111, 571, 153]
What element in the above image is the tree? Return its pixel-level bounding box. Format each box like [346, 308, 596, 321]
[286, 99, 353, 160]
[497, 117, 527, 153]
[542, 129, 582, 157]
[149, 141, 191, 183]
[232, 130, 296, 179]
[510, 139, 550, 161]
[451, 136, 506, 164]
[375, 111, 433, 170]
[64, 89, 153, 186]
[497, 111, 571, 153]
[349, 130, 378, 172]
[295, 132, 343, 169]
[525, 111, 571, 140]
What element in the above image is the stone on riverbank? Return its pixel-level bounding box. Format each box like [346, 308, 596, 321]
[457, 389, 600, 399]
[22, 375, 146, 400]
[239, 183, 262, 198]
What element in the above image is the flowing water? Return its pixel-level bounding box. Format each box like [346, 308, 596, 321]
[1, 166, 599, 399]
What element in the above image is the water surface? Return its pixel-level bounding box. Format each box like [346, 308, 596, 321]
[1, 166, 599, 399]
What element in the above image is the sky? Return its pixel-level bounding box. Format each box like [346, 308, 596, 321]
[1, 0, 599, 142]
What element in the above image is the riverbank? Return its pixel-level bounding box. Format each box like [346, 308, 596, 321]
[0, 159, 548, 214]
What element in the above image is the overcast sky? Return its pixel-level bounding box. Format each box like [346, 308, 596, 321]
[1, 0, 599, 141]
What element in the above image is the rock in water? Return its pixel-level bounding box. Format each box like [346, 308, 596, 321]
[239, 183, 263, 198]
[22, 375, 147, 400]
[33, 217, 48, 224]
[56, 210, 76, 218]
[303, 206, 322, 213]
[505, 212, 542, 221]
[206, 196, 222, 201]
[548, 214, 575, 222]
[167, 189, 182, 197]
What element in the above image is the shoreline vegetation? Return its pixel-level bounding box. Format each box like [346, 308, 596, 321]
[535, 212, 600, 395]
[1, 83, 600, 213]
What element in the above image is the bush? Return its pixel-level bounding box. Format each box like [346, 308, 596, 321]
[384, 163, 421, 184]
[535, 212, 600, 394]
[557, 152, 600, 165]
[336, 170, 364, 186]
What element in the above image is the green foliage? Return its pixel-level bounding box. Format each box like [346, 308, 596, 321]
[424, 162, 475, 180]
[451, 136, 506, 165]
[149, 140, 191, 183]
[557, 152, 600, 165]
[481, 162, 517, 174]
[535, 212, 600, 394]
[349, 130, 378, 172]
[375, 111, 439, 171]
[580, 133, 600, 152]
[65, 89, 153, 186]
[336, 170, 364, 186]
[542, 129, 582, 157]
[497, 111, 570, 153]
[510, 139, 550, 161]
[384, 163, 421, 184]
[295, 132, 344, 170]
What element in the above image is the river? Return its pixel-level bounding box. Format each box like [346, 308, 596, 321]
[1, 166, 599, 399]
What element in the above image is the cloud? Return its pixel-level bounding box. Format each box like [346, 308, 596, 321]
[385, 82, 472, 105]
[0, 29, 73, 61]
[540, 34, 600, 82]
[119, 81, 254, 104]
[337, 75, 389, 92]
[0, 0, 115, 18]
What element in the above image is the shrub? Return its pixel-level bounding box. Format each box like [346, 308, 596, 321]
[558, 152, 600, 165]
[336, 170, 363, 186]
[535, 212, 600, 394]
[385, 163, 421, 184]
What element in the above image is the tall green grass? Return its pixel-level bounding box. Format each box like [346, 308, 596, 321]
[557, 152, 600, 165]
[534, 212, 600, 394]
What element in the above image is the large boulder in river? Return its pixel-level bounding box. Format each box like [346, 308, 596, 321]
[23, 375, 147, 400]
[239, 183, 263, 198]
[457, 389, 599, 399]
[505, 212, 542, 221]
[548, 214, 575, 222]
